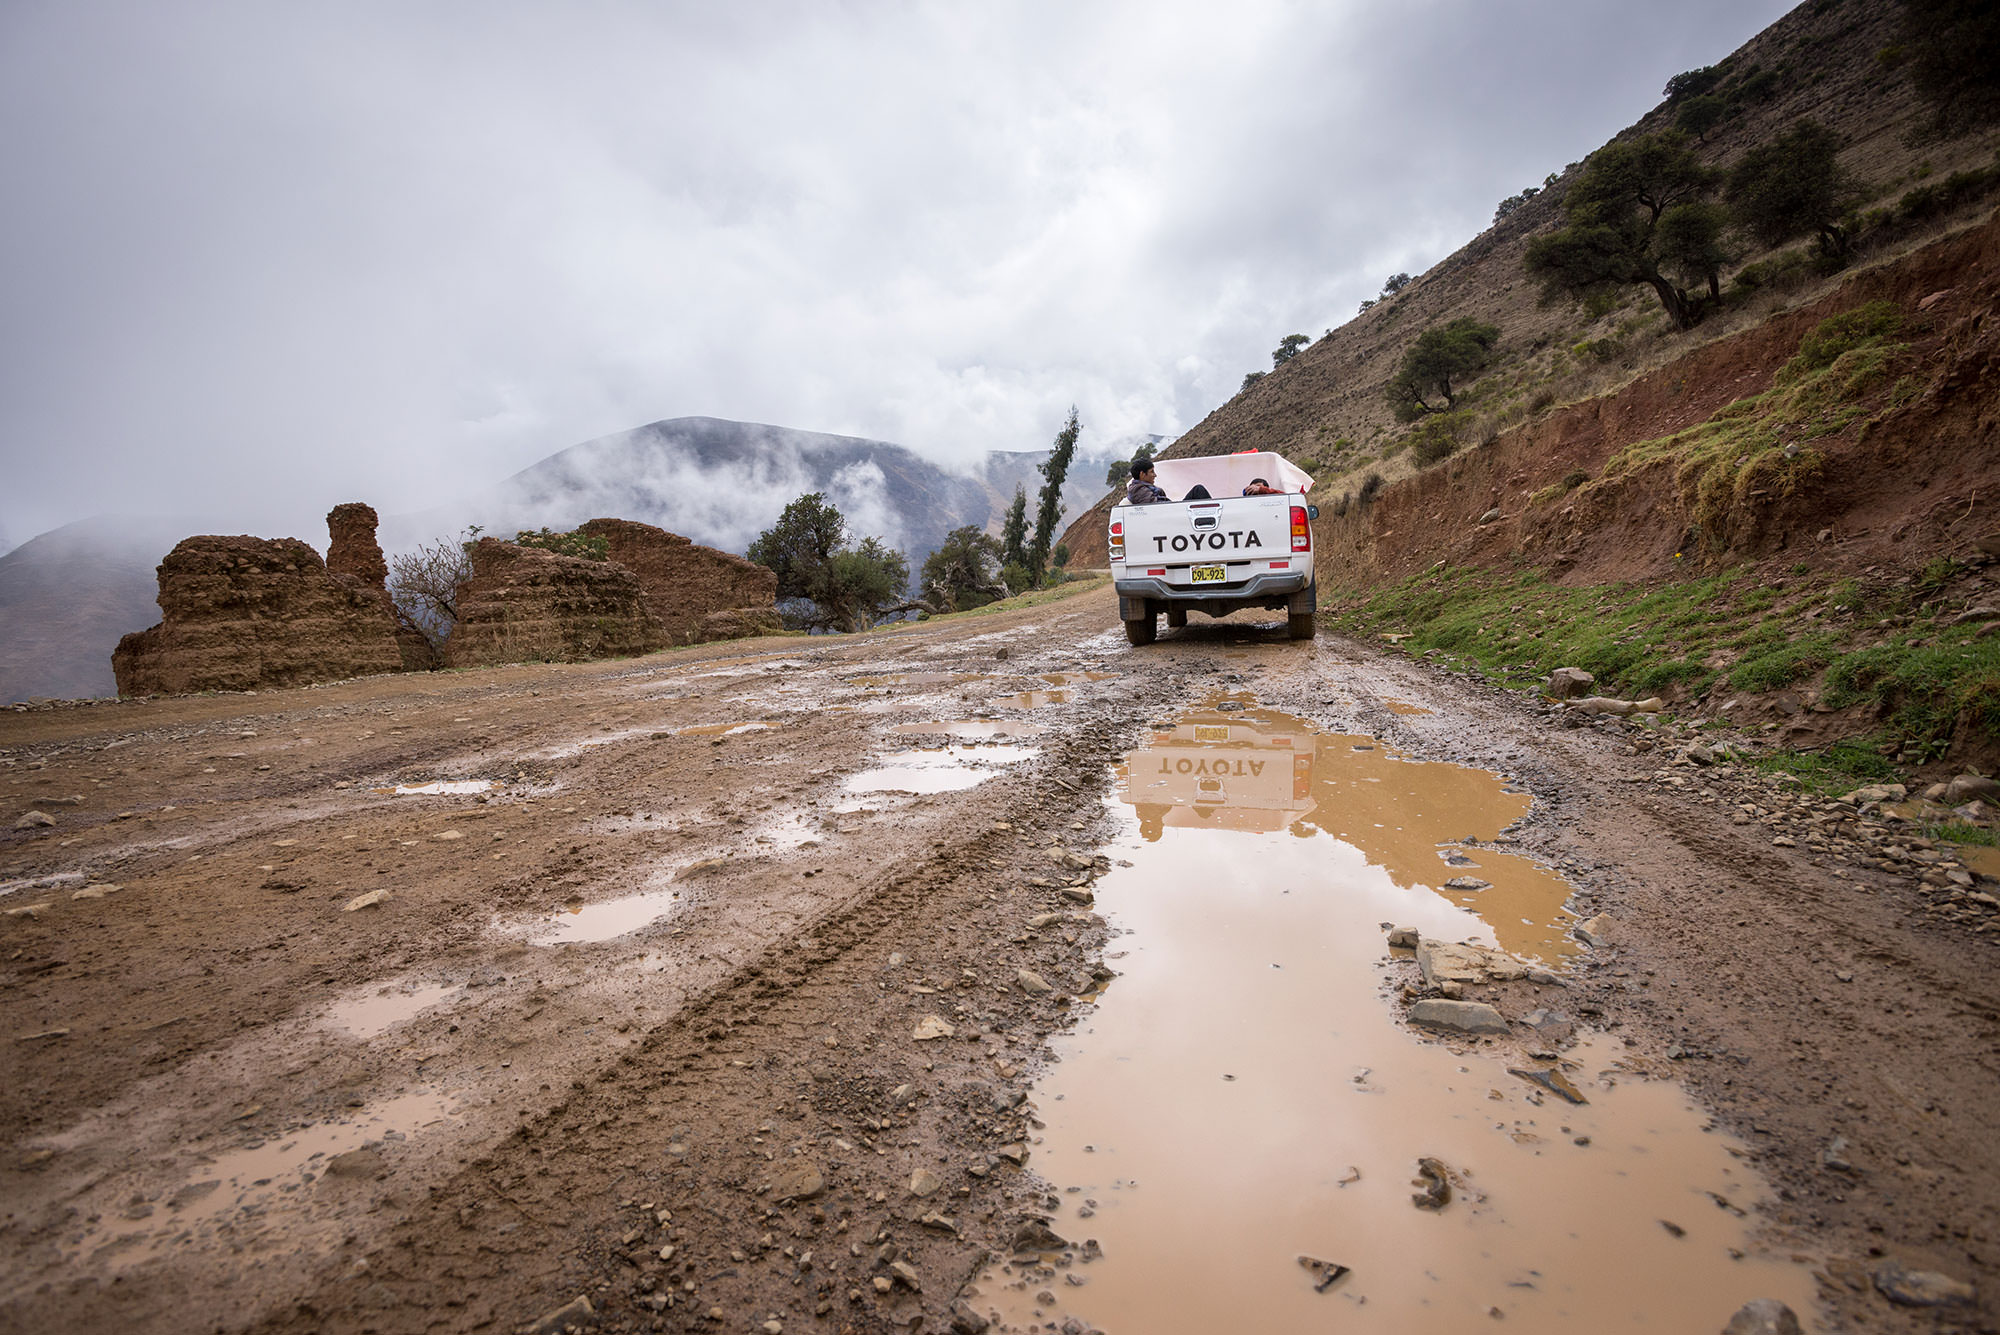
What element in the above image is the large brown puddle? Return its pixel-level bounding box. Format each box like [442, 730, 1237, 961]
[974, 703, 1816, 1333]
[1125, 704, 1574, 960]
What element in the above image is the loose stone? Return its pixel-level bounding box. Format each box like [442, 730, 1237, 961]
[1407, 999, 1510, 1036]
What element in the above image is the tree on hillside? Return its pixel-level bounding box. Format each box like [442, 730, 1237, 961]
[1381, 272, 1412, 295]
[1897, 0, 2000, 140]
[1385, 318, 1501, 420]
[1028, 407, 1080, 584]
[1271, 333, 1310, 369]
[1240, 370, 1266, 393]
[747, 493, 844, 598]
[820, 537, 910, 632]
[1523, 131, 1723, 329]
[1493, 186, 1541, 223]
[1104, 441, 1156, 487]
[921, 526, 1007, 612]
[1726, 119, 1855, 255]
[1662, 67, 1721, 101]
[1675, 94, 1730, 143]
[748, 494, 910, 632]
[1001, 485, 1029, 567]
[1656, 200, 1730, 304]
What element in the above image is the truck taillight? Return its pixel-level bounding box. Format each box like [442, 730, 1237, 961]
[1108, 519, 1124, 561]
[1290, 506, 1310, 552]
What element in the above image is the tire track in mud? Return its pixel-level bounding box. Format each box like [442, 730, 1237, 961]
[247, 695, 1163, 1334]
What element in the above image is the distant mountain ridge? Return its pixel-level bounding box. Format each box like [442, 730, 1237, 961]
[443, 416, 1124, 559]
[0, 515, 216, 701]
[2, 416, 1129, 702]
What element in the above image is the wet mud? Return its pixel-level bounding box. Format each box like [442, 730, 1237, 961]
[973, 703, 1813, 1332]
[2, 590, 1994, 1335]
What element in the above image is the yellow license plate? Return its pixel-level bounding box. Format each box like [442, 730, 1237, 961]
[1194, 724, 1231, 742]
[1190, 564, 1226, 583]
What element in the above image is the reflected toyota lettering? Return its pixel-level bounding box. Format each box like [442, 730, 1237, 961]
[1157, 758, 1266, 777]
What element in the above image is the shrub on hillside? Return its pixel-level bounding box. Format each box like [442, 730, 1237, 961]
[1407, 413, 1468, 467]
[1787, 301, 1904, 377]
[512, 527, 609, 561]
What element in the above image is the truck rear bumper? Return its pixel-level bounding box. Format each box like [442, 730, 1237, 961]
[1116, 572, 1313, 623]
[1114, 570, 1309, 603]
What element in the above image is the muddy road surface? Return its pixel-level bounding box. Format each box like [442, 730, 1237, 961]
[2, 584, 1994, 1335]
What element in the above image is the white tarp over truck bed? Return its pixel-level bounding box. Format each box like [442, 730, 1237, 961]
[1150, 451, 1312, 500]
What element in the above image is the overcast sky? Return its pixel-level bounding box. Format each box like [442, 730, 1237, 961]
[0, 0, 1796, 548]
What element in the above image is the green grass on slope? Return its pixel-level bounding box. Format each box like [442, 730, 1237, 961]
[1328, 564, 2000, 761]
[1537, 301, 1913, 551]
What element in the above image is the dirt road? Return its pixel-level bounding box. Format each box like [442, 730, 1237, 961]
[2, 584, 1994, 1334]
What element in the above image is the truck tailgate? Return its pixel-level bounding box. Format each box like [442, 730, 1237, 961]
[1116, 495, 1295, 586]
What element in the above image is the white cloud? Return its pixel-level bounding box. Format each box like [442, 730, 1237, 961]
[0, 0, 1793, 544]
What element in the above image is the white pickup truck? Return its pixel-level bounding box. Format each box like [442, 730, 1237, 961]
[1108, 450, 1318, 645]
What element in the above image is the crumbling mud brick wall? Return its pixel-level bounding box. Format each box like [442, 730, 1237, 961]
[444, 538, 666, 668]
[576, 518, 779, 644]
[326, 502, 390, 587]
[112, 536, 406, 696]
[324, 502, 436, 671]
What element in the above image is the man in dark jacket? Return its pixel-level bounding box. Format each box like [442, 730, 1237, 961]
[1126, 460, 1209, 504]
[1127, 460, 1169, 504]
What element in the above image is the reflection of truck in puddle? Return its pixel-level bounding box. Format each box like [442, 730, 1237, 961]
[1122, 715, 1313, 838]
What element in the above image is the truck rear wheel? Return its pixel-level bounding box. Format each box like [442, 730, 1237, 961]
[1166, 608, 1187, 629]
[1287, 611, 1317, 641]
[1124, 613, 1158, 646]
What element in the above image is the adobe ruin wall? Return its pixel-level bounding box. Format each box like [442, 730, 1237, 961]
[575, 518, 779, 644]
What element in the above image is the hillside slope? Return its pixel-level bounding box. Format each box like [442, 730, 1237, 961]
[1065, 0, 1999, 562]
[1317, 211, 1998, 593]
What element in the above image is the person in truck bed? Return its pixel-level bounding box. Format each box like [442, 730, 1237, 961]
[1127, 460, 1210, 503]
[1241, 477, 1283, 495]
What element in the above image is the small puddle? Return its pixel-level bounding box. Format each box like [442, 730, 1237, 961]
[892, 720, 1049, 741]
[973, 703, 1814, 1333]
[676, 721, 778, 737]
[848, 671, 986, 689]
[843, 745, 1039, 798]
[324, 982, 459, 1038]
[388, 780, 496, 796]
[531, 885, 685, 945]
[75, 1091, 461, 1268]
[1960, 844, 2000, 881]
[992, 690, 1072, 710]
[1383, 698, 1433, 716]
[1040, 671, 1120, 687]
